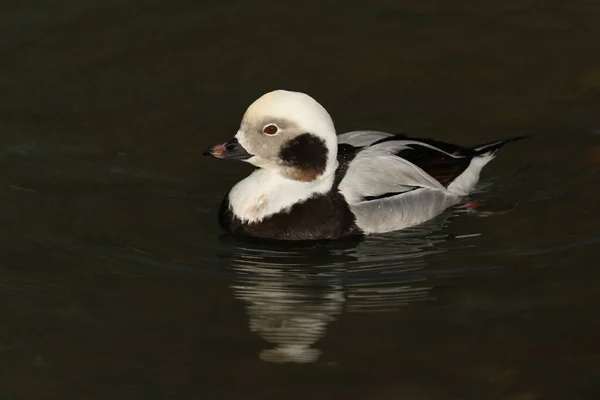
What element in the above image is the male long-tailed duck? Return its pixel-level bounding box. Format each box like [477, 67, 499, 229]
[204, 90, 524, 241]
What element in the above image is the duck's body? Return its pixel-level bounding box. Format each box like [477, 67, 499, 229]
[205, 91, 524, 241]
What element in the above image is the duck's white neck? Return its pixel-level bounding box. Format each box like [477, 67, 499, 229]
[228, 168, 336, 223]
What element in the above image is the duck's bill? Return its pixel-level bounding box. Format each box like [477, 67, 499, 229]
[203, 138, 253, 160]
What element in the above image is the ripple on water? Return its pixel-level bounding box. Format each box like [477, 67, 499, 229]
[106, 165, 596, 364]
[212, 214, 455, 363]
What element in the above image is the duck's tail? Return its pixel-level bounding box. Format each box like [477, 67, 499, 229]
[445, 135, 528, 196]
[472, 136, 529, 156]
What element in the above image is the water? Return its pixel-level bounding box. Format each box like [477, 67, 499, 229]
[2, 1, 600, 399]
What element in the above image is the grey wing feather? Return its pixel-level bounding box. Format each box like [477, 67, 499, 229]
[349, 188, 459, 234]
[335, 133, 515, 233]
[338, 139, 462, 234]
[338, 141, 449, 204]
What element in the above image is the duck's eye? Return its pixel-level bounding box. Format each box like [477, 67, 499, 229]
[263, 124, 279, 135]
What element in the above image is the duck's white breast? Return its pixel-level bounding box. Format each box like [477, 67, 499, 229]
[228, 169, 336, 223]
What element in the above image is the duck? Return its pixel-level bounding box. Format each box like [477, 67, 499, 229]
[204, 90, 524, 241]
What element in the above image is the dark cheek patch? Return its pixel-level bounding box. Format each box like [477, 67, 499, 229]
[279, 133, 328, 180]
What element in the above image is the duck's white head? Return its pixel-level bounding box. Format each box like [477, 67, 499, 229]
[204, 90, 338, 182]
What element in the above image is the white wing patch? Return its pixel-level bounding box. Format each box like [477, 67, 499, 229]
[374, 139, 466, 158]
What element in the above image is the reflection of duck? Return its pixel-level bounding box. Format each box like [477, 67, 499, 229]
[232, 265, 345, 363]
[223, 215, 453, 363]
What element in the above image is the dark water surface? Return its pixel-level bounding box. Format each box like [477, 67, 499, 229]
[2, 1, 600, 399]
